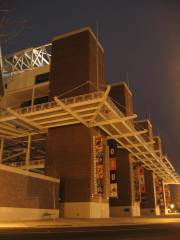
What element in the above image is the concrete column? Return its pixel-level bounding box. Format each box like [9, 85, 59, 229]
[157, 179, 169, 215]
[0, 47, 5, 97]
[109, 148, 140, 217]
[0, 138, 4, 163]
[109, 82, 133, 116]
[31, 87, 35, 107]
[141, 169, 160, 216]
[46, 28, 109, 218]
[170, 185, 180, 210]
[49, 27, 105, 99]
[108, 82, 139, 217]
[164, 184, 171, 210]
[25, 135, 31, 170]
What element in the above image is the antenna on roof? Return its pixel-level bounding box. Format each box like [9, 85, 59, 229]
[126, 72, 129, 87]
[0, 44, 4, 97]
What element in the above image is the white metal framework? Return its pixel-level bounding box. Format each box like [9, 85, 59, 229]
[6, 159, 45, 170]
[0, 88, 179, 184]
[2, 44, 51, 76]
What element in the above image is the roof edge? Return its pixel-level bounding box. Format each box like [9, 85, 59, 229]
[52, 27, 104, 52]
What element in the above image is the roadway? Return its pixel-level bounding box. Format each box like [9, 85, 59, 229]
[0, 222, 180, 240]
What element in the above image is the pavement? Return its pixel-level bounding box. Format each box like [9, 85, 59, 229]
[0, 214, 180, 229]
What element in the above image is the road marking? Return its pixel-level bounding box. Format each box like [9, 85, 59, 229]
[0, 227, 155, 235]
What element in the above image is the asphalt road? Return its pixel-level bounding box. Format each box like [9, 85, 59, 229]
[0, 223, 180, 240]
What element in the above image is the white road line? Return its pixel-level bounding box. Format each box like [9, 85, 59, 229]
[0, 227, 155, 235]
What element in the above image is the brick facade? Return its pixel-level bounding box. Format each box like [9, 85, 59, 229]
[0, 170, 59, 209]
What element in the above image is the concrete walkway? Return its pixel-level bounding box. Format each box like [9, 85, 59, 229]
[0, 214, 180, 229]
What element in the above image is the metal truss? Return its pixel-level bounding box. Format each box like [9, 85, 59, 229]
[0, 89, 179, 184]
[2, 43, 51, 76]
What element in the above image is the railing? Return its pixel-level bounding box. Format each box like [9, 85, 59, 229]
[105, 96, 179, 183]
[5, 159, 45, 168]
[0, 89, 179, 183]
[14, 91, 103, 115]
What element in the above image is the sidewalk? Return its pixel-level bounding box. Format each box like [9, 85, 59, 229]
[0, 215, 180, 229]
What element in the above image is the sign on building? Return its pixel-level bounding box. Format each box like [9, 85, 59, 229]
[139, 165, 146, 202]
[132, 162, 140, 202]
[156, 177, 165, 207]
[108, 140, 118, 198]
[93, 135, 104, 195]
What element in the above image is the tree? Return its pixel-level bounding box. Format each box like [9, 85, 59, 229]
[0, 0, 29, 96]
[0, 0, 29, 43]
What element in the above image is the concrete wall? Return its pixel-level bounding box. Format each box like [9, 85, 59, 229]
[6, 65, 49, 93]
[0, 168, 59, 221]
[0, 208, 59, 222]
[0, 66, 4, 97]
[1, 65, 49, 108]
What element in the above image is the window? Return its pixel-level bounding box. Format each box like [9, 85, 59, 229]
[20, 96, 49, 108]
[35, 72, 49, 84]
[20, 99, 32, 108]
[34, 96, 49, 105]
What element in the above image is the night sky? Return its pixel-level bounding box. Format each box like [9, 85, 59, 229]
[2, 0, 180, 173]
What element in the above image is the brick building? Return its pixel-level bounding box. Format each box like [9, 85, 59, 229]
[0, 27, 179, 220]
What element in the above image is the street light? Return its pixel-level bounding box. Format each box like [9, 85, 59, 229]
[170, 203, 175, 209]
